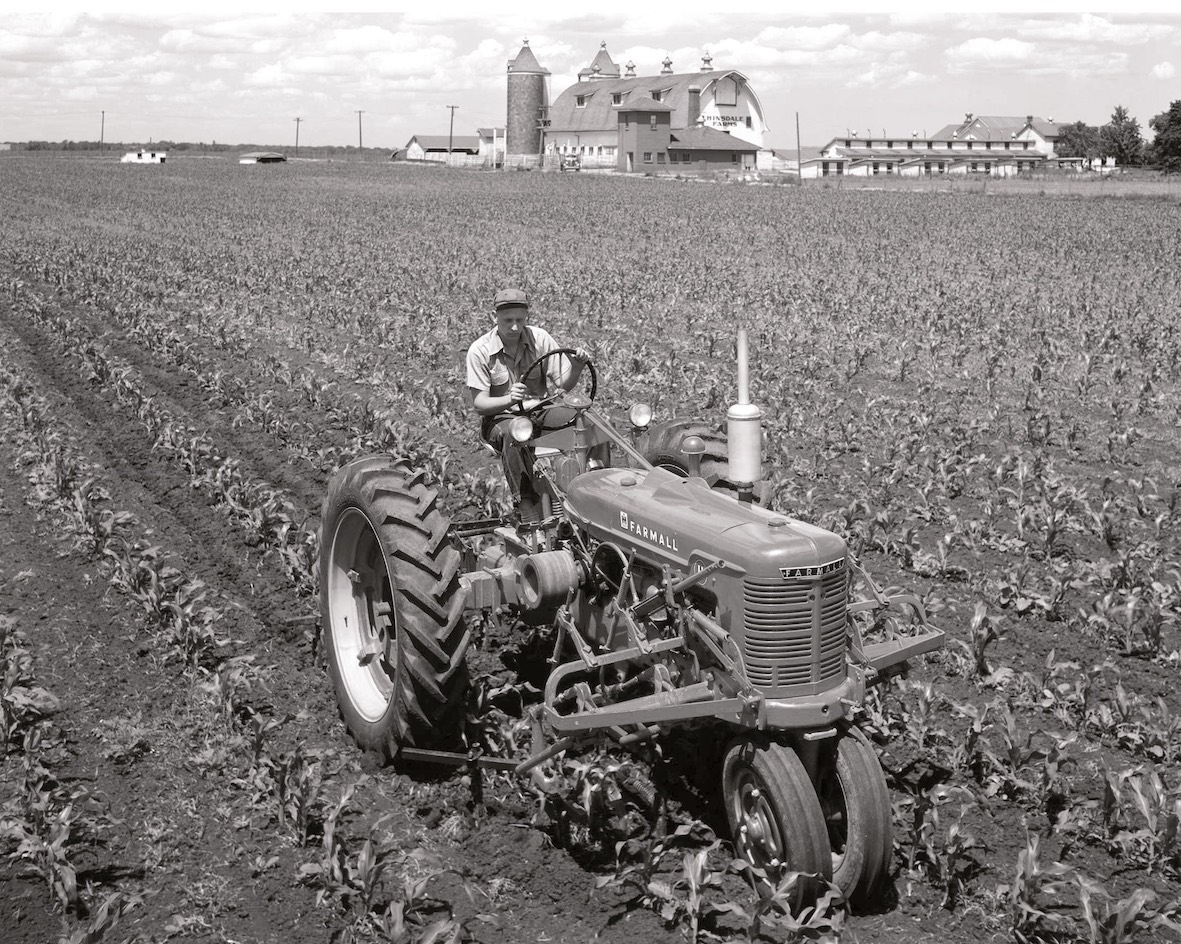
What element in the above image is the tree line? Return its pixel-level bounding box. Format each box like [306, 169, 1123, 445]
[1054, 101, 1181, 171]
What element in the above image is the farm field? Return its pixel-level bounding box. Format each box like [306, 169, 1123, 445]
[1, 158, 1179, 944]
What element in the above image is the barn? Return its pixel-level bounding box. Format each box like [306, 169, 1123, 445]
[521, 42, 770, 173]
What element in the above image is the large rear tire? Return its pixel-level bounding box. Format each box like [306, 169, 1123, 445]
[320, 456, 469, 760]
[815, 727, 894, 908]
[723, 736, 832, 912]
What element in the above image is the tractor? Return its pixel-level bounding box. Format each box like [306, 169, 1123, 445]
[319, 330, 945, 910]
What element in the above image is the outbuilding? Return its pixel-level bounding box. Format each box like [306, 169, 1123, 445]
[121, 149, 166, 164]
[239, 151, 287, 164]
[404, 135, 482, 162]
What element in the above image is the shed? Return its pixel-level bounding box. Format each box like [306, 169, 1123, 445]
[239, 151, 287, 164]
[404, 135, 481, 161]
[121, 149, 166, 164]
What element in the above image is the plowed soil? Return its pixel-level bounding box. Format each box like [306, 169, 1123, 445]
[2, 158, 1179, 944]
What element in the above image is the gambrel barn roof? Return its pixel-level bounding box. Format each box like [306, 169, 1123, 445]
[547, 70, 761, 133]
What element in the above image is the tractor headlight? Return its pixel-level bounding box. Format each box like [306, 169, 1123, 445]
[509, 416, 535, 443]
[628, 402, 653, 428]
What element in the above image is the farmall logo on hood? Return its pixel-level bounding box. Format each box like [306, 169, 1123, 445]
[618, 511, 679, 552]
[780, 559, 845, 580]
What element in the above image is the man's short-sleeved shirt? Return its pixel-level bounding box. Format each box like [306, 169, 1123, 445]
[466, 324, 562, 400]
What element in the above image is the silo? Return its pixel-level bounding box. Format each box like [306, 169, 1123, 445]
[506, 40, 549, 158]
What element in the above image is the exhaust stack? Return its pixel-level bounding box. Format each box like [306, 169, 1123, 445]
[727, 328, 763, 501]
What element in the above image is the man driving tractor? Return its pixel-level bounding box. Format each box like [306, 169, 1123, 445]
[466, 287, 591, 524]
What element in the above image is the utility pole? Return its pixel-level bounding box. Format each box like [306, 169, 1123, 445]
[355, 110, 364, 153]
[447, 104, 458, 164]
[294, 116, 302, 157]
[100, 110, 105, 152]
[796, 111, 802, 184]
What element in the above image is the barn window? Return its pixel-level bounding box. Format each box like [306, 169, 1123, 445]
[643, 152, 652, 163]
[650, 90, 662, 103]
[650, 115, 657, 129]
[656, 152, 666, 164]
[576, 95, 586, 108]
[612, 92, 622, 105]
[745, 116, 752, 128]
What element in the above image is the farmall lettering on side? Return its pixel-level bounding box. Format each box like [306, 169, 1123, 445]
[618, 511, 679, 552]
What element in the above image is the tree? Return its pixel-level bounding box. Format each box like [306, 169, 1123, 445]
[1053, 121, 1102, 161]
[1147, 100, 1181, 173]
[1100, 105, 1144, 167]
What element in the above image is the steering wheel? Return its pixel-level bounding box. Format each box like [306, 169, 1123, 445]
[513, 348, 598, 430]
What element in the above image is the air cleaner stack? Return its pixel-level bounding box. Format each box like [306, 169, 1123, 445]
[727, 328, 763, 503]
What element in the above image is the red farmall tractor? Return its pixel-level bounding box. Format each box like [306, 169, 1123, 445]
[319, 331, 944, 909]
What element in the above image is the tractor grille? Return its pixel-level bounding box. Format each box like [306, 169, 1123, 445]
[742, 562, 848, 689]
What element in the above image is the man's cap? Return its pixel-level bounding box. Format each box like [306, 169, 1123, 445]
[494, 288, 529, 310]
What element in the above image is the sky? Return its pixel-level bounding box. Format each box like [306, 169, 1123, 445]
[1, 4, 1178, 150]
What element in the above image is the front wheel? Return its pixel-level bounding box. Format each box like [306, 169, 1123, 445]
[815, 727, 894, 908]
[320, 456, 470, 760]
[723, 736, 832, 912]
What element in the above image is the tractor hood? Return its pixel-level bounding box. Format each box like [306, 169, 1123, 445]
[562, 467, 847, 580]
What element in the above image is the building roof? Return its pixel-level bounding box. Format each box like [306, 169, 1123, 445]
[476, 127, 505, 137]
[619, 95, 674, 113]
[670, 126, 759, 152]
[508, 40, 549, 75]
[407, 135, 481, 153]
[930, 115, 1061, 141]
[547, 69, 750, 133]
[239, 151, 286, 160]
[580, 42, 620, 79]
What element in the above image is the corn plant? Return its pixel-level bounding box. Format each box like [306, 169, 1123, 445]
[996, 832, 1075, 944]
[1076, 877, 1181, 944]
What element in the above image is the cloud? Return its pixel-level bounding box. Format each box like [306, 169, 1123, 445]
[1014, 14, 1173, 45]
[1152, 61, 1175, 79]
[756, 24, 852, 50]
[945, 37, 1037, 66]
[243, 63, 291, 89]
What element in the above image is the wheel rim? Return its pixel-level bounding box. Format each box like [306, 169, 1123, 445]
[325, 508, 397, 722]
[730, 765, 786, 869]
[816, 763, 850, 873]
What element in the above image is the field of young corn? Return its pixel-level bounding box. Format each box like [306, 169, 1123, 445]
[1, 157, 1179, 944]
